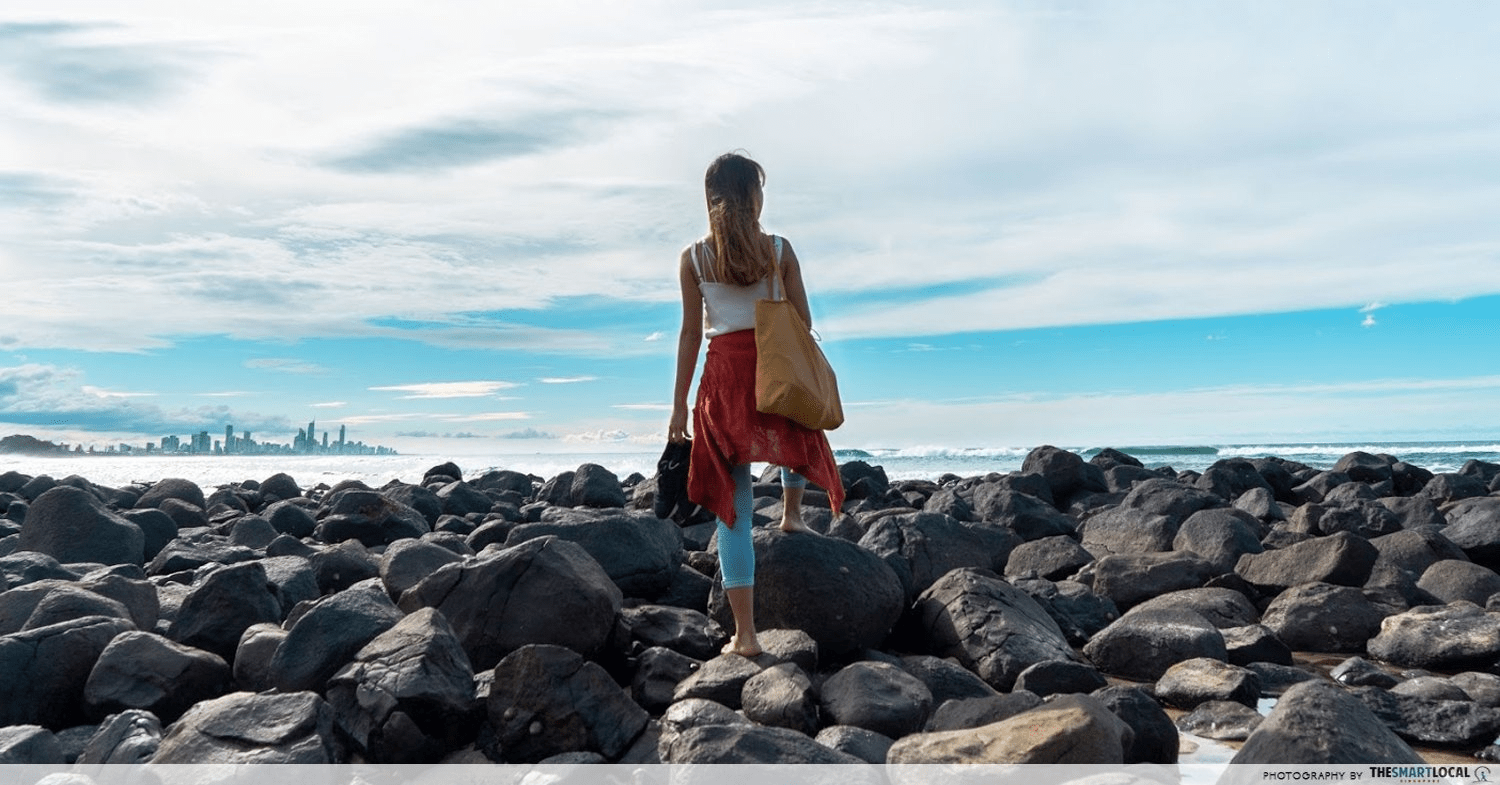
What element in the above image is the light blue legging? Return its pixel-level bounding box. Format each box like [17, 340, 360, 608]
[718, 465, 807, 589]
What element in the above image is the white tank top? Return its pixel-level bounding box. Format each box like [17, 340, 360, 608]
[690, 236, 782, 338]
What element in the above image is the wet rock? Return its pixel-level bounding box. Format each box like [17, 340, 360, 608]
[83, 630, 230, 722]
[1153, 657, 1260, 709]
[1092, 685, 1178, 764]
[151, 690, 344, 763]
[1231, 679, 1423, 764]
[886, 693, 1131, 764]
[1235, 531, 1379, 592]
[1260, 581, 1385, 653]
[487, 643, 648, 763]
[1331, 656, 1400, 688]
[507, 507, 683, 599]
[1417, 559, 1500, 605]
[1012, 578, 1120, 647]
[908, 567, 1078, 691]
[167, 561, 282, 662]
[819, 660, 934, 739]
[858, 511, 1005, 601]
[706, 528, 904, 658]
[1368, 603, 1500, 670]
[1083, 607, 1226, 681]
[741, 662, 819, 735]
[267, 580, 403, 692]
[1176, 700, 1264, 741]
[398, 536, 622, 670]
[1391, 675, 1471, 702]
[1090, 552, 1217, 610]
[326, 607, 477, 763]
[18, 486, 145, 567]
[898, 654, 998, 704]
[0, 615, 136, 728]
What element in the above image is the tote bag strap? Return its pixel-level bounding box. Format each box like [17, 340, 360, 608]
[768, 235, 784, 301]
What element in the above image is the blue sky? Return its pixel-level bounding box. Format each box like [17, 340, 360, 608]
[2, 1, 1498, 456]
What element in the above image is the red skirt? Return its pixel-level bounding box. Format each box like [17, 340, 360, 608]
[688, 329, 845, 527]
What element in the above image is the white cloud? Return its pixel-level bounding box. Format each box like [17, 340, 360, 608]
[310, 400, 347, 408]
[538, 376, 597, 384]
[81, 386, 156, 399]
[245, 358, 326, 375]
[612, 403, 670, 411]
[643, 331, 664, 342]
[369, 381, 519, 399]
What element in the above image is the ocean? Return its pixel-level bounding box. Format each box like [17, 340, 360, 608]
[2, 440, 1497, 490]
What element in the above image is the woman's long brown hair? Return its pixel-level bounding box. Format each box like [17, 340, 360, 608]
[704, 152, 773, 286]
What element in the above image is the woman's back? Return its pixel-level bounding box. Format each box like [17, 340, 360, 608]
[690, 236, 778, 338]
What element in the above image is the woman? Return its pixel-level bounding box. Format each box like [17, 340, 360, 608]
[667, 152, 845, 657]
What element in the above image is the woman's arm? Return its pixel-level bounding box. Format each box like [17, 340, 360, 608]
[779, 238, 814, 328]
[668, 248, 704, 443]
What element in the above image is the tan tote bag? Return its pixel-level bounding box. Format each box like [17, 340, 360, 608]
[754, 236, 844, 430]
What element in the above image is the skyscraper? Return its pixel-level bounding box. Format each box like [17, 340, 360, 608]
[225, 425, 235, 455]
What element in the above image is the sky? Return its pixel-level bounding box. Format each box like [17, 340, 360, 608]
[2, 1, 1499, 457]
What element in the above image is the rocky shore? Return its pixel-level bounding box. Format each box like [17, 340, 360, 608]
[1, 447, 1499, 767]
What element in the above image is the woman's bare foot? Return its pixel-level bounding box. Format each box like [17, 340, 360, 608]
[721, 635, 762, 657]
[779, 517, 813, 533]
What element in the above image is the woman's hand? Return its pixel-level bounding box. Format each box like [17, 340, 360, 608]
[668, 404, 691, 443]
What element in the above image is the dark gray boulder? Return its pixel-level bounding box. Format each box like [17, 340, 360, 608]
[632, 646, 701, 714]
[922, 487, 973, 522]
[267, 580, 403, 693]
[434, 481, 494, 518]
[168, 561, 282, 662]
[1349, 685, 1500, 748]
[858, 511, 1005, 601]
[1092, 685, 1179, 764]
[1012, 659, 1108, 697]
[1012, 577, 1120, 647]
[819, 660, 934, 739]
[1368, 603, 1500, 670]
[813, 725, 893, 763]
[259, 555, 320, 612]
[1128, 587, 1258, 629]
[1331, 655, 1400, 688]
[1119, 477, 1222, 525]
[146, 535, 260, 576]
[487, 643, 648, 763]
[1082, 607, 1226, 681]
[741, 662, 819, 735]
[1223, 624, 1294, 666]
[923, 692, 1042, 732]
[474, 469, 535, 498]
[907, 567, 1077, 691]
[1260, 581, 1385, 653]
[1090, 552, 1217, 610]
[19, 583, 133, 631]
[260, 472, 302, 502]
[379, 538, 464, 600]
[231, 623, 285, 692]
[706, 527, 904, 658]
[264, 500, 317, 538]
[1309, 500, 1403, 539]
[398, 536, 622, 670]
[326, 607, 477, 763]
[0, 724, 63, 763]
[1174, 508, 1265, 573]
[1231, 679, 1422, 764]
[82, 630, 229, 722]
[1417, 473, 1489, 505]
[1078, 506, 1177, 557]
[620, 604, 720, 661]
[0, 551, 77, 588]
[151, 690, 344, 763]
[119, 509, 176, 560]
[1152, 657, 1260, 709]
[1391, 675, 1471, 702]
[673, 652, 765, 709]
[157, 498, 208, 531]
[314, 490, 429, 546]
[970, 487, 1075, 540]
[1417, 559, 1500, 605]
[1333, 451, 1394, 483]
[1003, 535, 1092, 581]
[1372, 527, 1469, 578]
[18, 486, 144, 566]
[0, 615, 136, 728]
[76, 708, 161, 764]
[898, 654, 999, 704]
[1444, 497, 1500, 568]
[1235, 530, 1379, 592]
[570, 463, 627, 508]
[309, 539, 381, 594]
[134, 478, 206, 511]
[1233, 487, 1286, 522]
[1452, 672, 1500, 707]
[1197, 458, 1274, 501]
[507, 507, 683, 600]
[1176, 700, 1264, 741]
[227, 515, 277, 549]
[1022, 445, 1101, 503]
